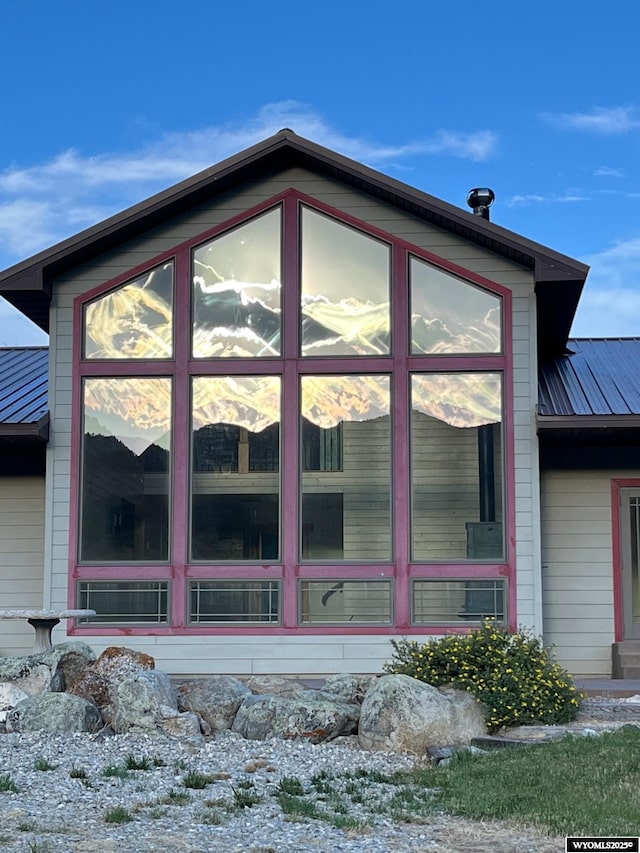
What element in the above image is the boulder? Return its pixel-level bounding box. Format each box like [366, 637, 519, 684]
[110, 669, 176, 733]
[0, 642, 96, 699]
[322, 674, 376, 704]
[0, 683, 29, 725]
[231, 694, 360, 743]
[156, 709, 205, 744]
[358, 674, 486, 754]
[7, 692, 102, 734]
[244, 675, 307, 698]
[177, 676, 251, 731]
[70, 646, 155, 713]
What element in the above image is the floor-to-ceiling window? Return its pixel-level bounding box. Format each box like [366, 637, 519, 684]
[74, 191, 511, 633]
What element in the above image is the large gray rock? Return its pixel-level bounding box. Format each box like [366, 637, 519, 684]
[232, 694, 360, 743]
[0, 641, 96, 697]
[70, 646, 155, 716]
[0, 683, 29, 725]
[156, 709, 205, 744]
[322, 674, 376, 704]
[244, 675, 307, 698]
[110, 670, 176, 733]
[358, 674, 486, 754]
[177, 676, 251, 731]
[7, 692, 102, 734]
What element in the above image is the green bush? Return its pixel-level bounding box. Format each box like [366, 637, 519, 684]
[383, 622, 583, 732]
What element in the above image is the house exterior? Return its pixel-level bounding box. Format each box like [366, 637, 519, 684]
[0, 130, 637, 678]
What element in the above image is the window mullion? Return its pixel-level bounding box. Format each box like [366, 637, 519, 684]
[392, 248, 410, 628]
[171, 246, 191, 628]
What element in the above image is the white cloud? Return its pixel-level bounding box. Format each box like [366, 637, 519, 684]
[506, 192, 588, 207]
[540, 105, 640, 134]
[0, 102, 499, 268]
[572, 237, 640, 336]
[594, 165, 625, 177]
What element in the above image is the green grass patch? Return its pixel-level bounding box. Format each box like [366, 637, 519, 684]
[124, 755, 153, 771]
[69, 767, 88, 779]
[104, 806, 133, 824]
[183, 770, 217, 790]
[0, 774, 18, 793]
[232, 786, 263, 808]
[34, 758, 57, 772]
[163, 789, 191, 805]
[278, 776, 305, 796]
[415, 727, 640, 836]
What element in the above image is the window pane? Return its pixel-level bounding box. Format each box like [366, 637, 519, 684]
[300, 580, 392, 624]
[192, 208, 281, 357]
[84, 262, 173, 359]
[410, 257, 501, 354]
[411, 373, 504, 561]
[301, 207, 390, 356]
[80, 378, 171, 562]
[190, 580, 280, 623]
[412, 579, 505, 624]
[78, 581, 168, 623]
[300, 375, 391, 561]
[191, 376, 280, 561]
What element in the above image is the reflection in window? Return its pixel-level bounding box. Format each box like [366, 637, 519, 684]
[190, 580, 280, 623]
[411, 373, 504, 561]
[300, 207, 390, 356]
[412, 579, 505, 624]
[84, 262, 174, 359]
[300, 375, 391, 561]
[299, 580, 392, 624]
[192, 208, 281, 358]
[191, 376, 280, 561]
[80, 378, 171, 562]
[410, 256, 501, 354]
[78, 581, 169, 623]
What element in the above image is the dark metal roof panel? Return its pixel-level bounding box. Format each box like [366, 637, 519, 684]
[539, 338, 640, 417]
[0, 347, 48, 425]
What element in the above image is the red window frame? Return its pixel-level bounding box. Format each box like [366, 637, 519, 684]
[68, 189, 515, 638]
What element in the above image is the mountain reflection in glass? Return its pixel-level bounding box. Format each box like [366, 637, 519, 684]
[410, 257, 501, 354]
[192, 208, 282, 358]
[411, 372, 504, 562]
[300, 375, 391, 561]
[83, 263, 174, 359]
[300, 207, 390, 356]
[191, 376, 281, 561]
[80, 377, 171, 562]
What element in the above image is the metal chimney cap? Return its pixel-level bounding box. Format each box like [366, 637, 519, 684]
[467, 188, 495, 219]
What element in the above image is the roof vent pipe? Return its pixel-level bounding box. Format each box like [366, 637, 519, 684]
[467, 188, 495, 221]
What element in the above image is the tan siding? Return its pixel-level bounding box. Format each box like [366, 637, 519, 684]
[0, 477, 45, 655]
[541, 469, 640, 677]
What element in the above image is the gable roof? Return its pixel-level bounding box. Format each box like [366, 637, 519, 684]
[0, 129, 588, 355]
[538, 338, 640, 431]
[0, 347, 49, 443]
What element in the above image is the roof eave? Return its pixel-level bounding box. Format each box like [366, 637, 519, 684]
[0, 413, 50, 442]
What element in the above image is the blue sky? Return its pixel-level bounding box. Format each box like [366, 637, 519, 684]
[1, 0, 639, 345]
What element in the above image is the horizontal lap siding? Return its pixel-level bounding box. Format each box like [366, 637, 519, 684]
[47, 168, 537, 675]
[541, 469, 637, 677]
[0, 477, 45, 655]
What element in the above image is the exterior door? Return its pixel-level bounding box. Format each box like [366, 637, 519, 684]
[620, 489, 640, 639]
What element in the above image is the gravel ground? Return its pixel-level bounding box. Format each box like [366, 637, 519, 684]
[0, 728, 565, 853]
[2, 697, 636, 853]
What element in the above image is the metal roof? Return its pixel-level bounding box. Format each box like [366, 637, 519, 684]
[539, 338, 640, 425]
[0, 347, 49, 441]
[0, 129, 588, 356]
